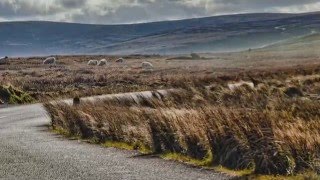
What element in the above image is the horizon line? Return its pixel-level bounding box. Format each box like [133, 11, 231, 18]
[1, 11, 318, 26]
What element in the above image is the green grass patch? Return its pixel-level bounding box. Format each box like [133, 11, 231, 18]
[213, 166, 253, 177]
[103, 141, 152, 154]
[161, 152, 213, 167]
[160, 152, 252, 177]
[52, 127, 73, 137]
[103, 141, 135, 150]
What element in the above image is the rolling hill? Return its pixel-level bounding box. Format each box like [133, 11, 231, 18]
[0, 12, 320, 56]
[258, 32, 320, 52]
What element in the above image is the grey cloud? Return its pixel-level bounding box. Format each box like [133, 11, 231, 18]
[58, 0, 87, 8]
[0, 0, 319, 24]
[0, 0, 62, 17]
[205, 0, 320, 13]
[71, 0, 206, 24]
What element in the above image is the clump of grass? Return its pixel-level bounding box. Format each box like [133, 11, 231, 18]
[0, 85, 35, 104]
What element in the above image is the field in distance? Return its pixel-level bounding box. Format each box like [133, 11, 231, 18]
[1, 43, 320, 104]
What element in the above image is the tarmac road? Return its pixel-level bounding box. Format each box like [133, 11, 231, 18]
[0, 101, 230, 179]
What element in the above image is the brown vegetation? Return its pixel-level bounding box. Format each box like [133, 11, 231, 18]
[44, 65, 320, 176]
[0, 52, 319, 103]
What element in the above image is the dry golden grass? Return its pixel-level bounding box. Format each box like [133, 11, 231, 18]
[44, 66, 320, 177]
[1, 53, 319, 103]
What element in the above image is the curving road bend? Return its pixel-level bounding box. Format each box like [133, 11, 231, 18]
[0, 104, 229, 180]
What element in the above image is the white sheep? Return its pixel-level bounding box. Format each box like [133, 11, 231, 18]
[98, 59, 108, 66]
[43, 57, 56, 65]
[88, 60, 99, 66]
[141, 61, 154, 71]
[228, 81, 254, 91]
[0, 56, 8, 64]
[116, 58, 124, 63]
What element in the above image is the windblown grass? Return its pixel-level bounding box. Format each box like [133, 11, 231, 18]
[44, 67, 320, 177]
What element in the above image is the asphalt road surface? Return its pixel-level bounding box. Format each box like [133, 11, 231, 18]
[0, 103, 230, 180]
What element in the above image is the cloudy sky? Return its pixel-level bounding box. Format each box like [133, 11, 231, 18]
[0, 0, 320, 24]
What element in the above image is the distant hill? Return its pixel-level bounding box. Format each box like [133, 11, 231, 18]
[258, 32, 320, 52]
[0, 12, 320, 56]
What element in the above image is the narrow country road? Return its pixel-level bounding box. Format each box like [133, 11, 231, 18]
[0, 103, 229, 180]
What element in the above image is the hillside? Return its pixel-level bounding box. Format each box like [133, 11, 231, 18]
[258, 32, 320, 52]
[0, 12, 320, 56]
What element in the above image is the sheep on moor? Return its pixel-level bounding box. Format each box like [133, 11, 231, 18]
[43, 57, 56, 65]
[98, 59, 108, 66]
[228, 81, 254, 91]
[116, 58, 124, 63]
[0, 56, 8, 64]
[88, 60, 99, 66]
[141, 61, 154, 71]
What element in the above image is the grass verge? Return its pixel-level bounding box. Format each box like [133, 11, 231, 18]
[44, 68, 320, 178]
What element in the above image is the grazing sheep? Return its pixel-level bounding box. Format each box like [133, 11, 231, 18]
[43, 57, 56, 65]
[0, 56, 8, 64]
[141, 61, 154, 71]
[88, 60, 98, 66]
[228, 81, 254, 91]
[98, 59, 108, 66]
[116, 58, 124, 63]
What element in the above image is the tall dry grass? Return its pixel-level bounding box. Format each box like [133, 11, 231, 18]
[44, 71, 320, 175]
